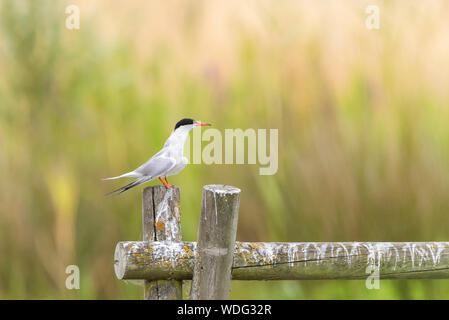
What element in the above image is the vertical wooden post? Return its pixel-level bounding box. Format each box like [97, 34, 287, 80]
[191, 185, 241, 300]
[142, 185, 182, 300]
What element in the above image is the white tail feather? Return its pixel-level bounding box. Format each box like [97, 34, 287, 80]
[102, 171, 141, 180]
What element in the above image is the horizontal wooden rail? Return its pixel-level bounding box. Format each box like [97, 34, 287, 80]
[114, 241, 449, 280]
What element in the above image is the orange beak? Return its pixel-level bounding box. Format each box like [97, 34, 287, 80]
[195, 122, 211, 126]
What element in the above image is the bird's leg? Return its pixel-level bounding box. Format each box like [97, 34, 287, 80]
[158, 177, 169, 188]
[158, 177, 171, 189]
[164, 177, 172, 188]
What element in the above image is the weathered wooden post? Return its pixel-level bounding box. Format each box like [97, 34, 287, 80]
[191, 185, 241, 300]
[142, 185, 182, 300]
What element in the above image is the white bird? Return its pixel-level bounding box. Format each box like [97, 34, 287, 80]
[104, 118, 210, 195]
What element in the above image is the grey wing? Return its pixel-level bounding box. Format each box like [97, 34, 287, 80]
[135, 155, 176, 178]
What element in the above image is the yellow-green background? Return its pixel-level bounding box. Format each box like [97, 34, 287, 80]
[1, 0, 449, 299]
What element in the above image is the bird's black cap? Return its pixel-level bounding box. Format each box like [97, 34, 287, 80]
[174, 118, 195, 130]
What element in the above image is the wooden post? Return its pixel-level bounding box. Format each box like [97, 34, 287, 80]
[142, 185, 182, 300]
[191, 185, 241, 300]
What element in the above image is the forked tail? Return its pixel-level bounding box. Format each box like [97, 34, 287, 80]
[105, 176, 152, 196]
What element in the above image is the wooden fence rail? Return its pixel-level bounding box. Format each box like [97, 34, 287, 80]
[115, 241, 449, 281]
[113, 185, 449, 300]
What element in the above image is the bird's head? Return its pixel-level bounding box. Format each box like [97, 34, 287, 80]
[174, 118, 211, 131]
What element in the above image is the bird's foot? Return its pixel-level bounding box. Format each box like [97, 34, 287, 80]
[164, 177, 172, 189]
[159, 177, 172, 189]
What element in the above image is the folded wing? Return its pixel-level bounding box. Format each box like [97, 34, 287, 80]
[135, 155, 177, 178]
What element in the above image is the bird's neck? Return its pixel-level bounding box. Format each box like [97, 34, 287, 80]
[165, 126, 193, 155]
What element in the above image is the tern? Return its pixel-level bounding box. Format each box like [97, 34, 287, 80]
[104, 118, 210, 195]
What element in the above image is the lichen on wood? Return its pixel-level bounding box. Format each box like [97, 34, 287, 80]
[115, 241, 449, 280]
[140, 185, 183, 299]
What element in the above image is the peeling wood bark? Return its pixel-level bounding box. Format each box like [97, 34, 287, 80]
[191, 185, 241, 299]
[141, 185, 182, 300]
[115, 241, 449, 280]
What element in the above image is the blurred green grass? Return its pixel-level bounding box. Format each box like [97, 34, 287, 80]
[1, 0, 449, 299]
